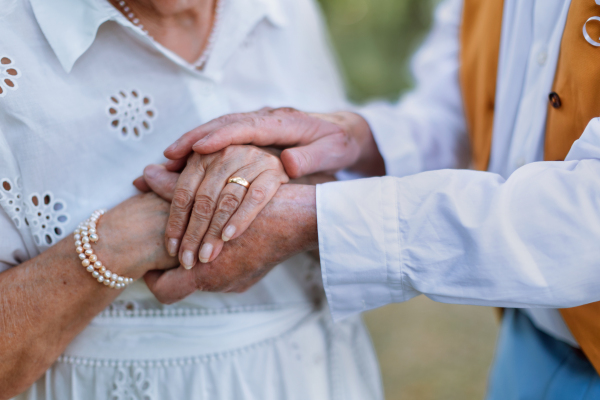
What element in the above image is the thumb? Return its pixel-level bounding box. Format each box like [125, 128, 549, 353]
[133, 176, 151, 192]
[143, 164, 180, 202]
[144, 266, 197, 304]
[281, 134, 360, 179]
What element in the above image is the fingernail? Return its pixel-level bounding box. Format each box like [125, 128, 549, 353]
[222, 226, 236, 242]
[167, 238, 179, 256]
[199, 243, 213, 263]
[182, 250, 195, 269]
[165, 141, 178, 153]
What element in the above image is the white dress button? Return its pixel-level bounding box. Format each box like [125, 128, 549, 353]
[536, 50, 548, 66]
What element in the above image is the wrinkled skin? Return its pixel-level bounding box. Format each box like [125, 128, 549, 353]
[163, 107, 385, 178]
[160, 145, 289, 269]
[0, 193, 179, 398]
[137, 167, 319, 303]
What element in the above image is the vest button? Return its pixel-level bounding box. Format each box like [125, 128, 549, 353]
[549, 92, 562, 109]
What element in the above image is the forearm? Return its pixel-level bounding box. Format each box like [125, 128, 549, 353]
[318, 157, 600, 319]
[0, 237, 121, 398]
[0, 193, 174, 397]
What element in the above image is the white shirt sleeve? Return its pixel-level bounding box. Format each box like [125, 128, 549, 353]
[318, 118, 600, 320]
[0, 127, 33, 273]
[0, 206, 29, 273]
[357, 0, 469, 178]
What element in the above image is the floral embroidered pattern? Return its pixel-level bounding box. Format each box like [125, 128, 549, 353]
[0, 180, 70, 246]
[0, 177, 25, 228]
[111, 367, 153, 400]
[24, 191, 69, 246]
[0, 56, 20, 97]
[107, 90, 156, 140]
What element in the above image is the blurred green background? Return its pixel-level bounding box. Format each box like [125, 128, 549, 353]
[316, 1, 500, 399]
[318, 0, 439, 102]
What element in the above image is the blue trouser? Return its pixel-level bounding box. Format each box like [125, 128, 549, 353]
[487, 308, 600, 400]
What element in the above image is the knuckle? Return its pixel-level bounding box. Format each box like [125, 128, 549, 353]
[273, 107, 300, 115]
[191, 195, 216, 221]
[246, 116, 259, 127]
[244, 146, 259, 158]
[218, 193, 241, 214]
[332, 131, 352, 146]
[216, 113, 239, 125]
[186, 152, 200, 167]
[248, 186, 267, 204]
[240, 116, 261, 129]
[266, 154, 282, 168]
[171, 188, 195, 212]
[190, 152, 202, 162]
[257, 106, 274, 114]
[221, 145, 239, 158]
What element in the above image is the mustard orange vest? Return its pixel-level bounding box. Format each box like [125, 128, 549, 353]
[461, 0, 600, 374]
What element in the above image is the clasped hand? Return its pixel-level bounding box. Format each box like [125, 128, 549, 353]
[134, 107, 376, 302]
[136, 144, 289, 270]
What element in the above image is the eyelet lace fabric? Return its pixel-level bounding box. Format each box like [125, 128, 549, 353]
[107, 90, 157, 140]
[0, 177, 25, 228]
[23, 191, 70, 246]
[0, 179, 70, 246]
[111, 367, 153, 400]
[0, 56, 20, 97]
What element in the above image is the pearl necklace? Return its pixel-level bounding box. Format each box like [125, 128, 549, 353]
[114, 0, 224, 69]
[74, 209, 134, 289]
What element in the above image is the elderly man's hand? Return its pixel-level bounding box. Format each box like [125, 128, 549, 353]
[135, 166, 318, 303]
[163, 107, 385, 178]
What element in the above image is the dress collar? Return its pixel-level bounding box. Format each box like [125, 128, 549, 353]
[29, 0, 117, 73]
[28, 0, 287, 74]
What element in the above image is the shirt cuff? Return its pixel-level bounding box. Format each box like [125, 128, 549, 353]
[317, 177, 418, 321]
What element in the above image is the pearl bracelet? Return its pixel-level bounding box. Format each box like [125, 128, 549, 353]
[74, 209, 134, 289]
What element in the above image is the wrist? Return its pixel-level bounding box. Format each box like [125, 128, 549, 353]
[269, 184, 318, 253]
[335, 111, 385, 176]
[74, 210, 136, 287]
[93, 220, 147, 279]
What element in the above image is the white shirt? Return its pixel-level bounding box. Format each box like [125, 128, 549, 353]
[317, 0, 598, 347]
[0, 0, 382, 398]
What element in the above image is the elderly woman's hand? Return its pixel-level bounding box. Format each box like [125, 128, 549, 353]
[142, 184, 318, 302]
[162, 107, 385, 179]
[95, 193, 180, 278]
[143, 145, 289, 269]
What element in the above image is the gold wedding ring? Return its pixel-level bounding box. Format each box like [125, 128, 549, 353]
[228, 176, 250, 189]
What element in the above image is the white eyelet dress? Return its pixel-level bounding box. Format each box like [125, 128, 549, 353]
[0, 0, 383, 399]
